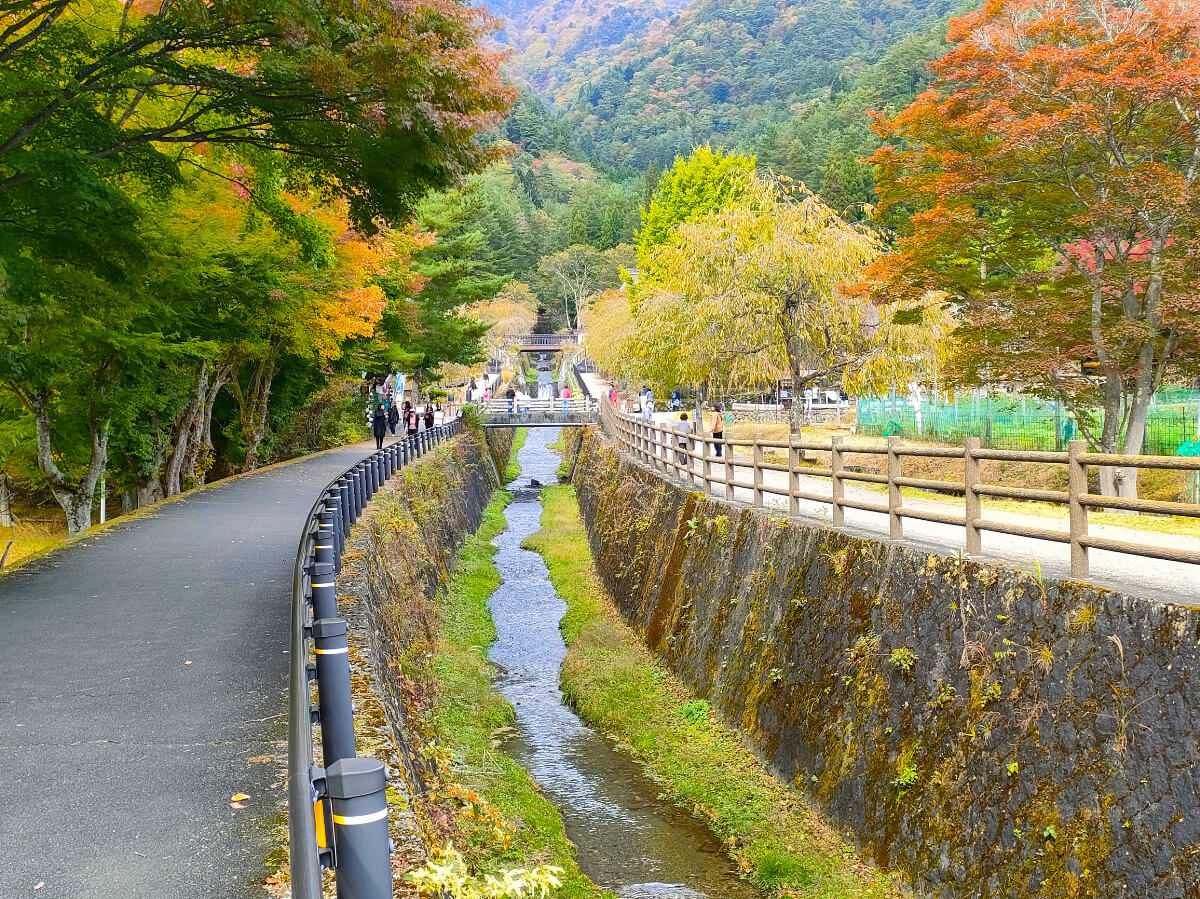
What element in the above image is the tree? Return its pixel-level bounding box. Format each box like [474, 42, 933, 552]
[635, 146, 756, 264]
[536, 245, 622, 332]
[866, 0, 1200, 497]
[0, 0, 513, 229]
[0, 0, 514, 529]
[620, 178, 948, 434]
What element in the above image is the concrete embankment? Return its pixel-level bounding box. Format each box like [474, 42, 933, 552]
[568, 427, 1200, 898]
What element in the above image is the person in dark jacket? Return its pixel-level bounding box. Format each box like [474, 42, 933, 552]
[372, 404, 388, 449]
[423, 407, 435, 431]
[387, 401, 399, 436]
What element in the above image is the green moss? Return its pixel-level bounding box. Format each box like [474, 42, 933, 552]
[525, 484, 898, 898]
[428, 489, 609, 897]
[504, 427, 528, 483]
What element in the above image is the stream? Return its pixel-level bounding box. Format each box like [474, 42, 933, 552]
[488, 426, 761, 899]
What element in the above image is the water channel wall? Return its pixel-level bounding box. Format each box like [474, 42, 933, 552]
[349, 427, 512, 792]
[568, 427, 1200, 898]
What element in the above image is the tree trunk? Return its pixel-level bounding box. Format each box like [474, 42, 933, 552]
[164, 361, 209, 497]
[0, 472, 14, 527]
[27, 387, 109, 536]
[193, 363, 232, 486]
[235, 356, 276, 470]
[1114, 341, 1158, 500]
[1097, 373, 1125, 498]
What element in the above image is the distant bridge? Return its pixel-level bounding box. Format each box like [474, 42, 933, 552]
[508, 332, 580, 352]
[480, 396, 598, 428]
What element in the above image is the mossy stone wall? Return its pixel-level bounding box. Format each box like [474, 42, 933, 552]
[573, 429, 1200, 898]
[351, 429, 505, 791]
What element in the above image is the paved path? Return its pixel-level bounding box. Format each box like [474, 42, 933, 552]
[0, 443, 375, 899]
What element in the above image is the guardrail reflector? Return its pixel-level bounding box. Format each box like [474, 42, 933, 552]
[314, 799, 327, 849]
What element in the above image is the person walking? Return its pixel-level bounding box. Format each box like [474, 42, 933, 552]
[506, 385, 517, 414]
[387, 400, 400, 436]
[405, 405, 419, 443]
[423, 406, 435, 431]
[642, 387, 655, 422]
[671, 389, 682, 412]
[561, 385, 572, 414]
[674, 412, 690, 467]
[710, 403, 725, 458]
[372, 403, 388, 450]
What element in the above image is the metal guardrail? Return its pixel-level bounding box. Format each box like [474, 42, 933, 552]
[600, 401, 1200, 579]
[289, 419, 461, 899]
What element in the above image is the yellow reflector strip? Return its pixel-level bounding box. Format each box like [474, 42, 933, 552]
[332, 808, 387, 826]
[314, 800, 327, 849]
[314, 647, 348, 655]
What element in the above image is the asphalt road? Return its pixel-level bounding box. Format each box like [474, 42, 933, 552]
[0, 443, 374, 899]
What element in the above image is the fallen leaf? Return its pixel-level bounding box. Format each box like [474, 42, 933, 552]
[34, 883, 44, 891]
[184, 660, 192, 666]
[264, 875, 282, 885]
[231, 793, 250, 801]
[230, 801, 246, 810]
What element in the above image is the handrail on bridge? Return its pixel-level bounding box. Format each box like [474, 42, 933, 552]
[289, 417, 461, 899]
[599, 399, 1200, 580]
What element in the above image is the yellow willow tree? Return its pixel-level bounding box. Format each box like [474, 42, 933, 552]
[629, 178, 949, 434]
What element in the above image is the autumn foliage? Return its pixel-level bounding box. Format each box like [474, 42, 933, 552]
[866, 0, 1200, 495]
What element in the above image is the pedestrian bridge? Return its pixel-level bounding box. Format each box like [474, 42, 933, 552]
[508, 332, 580, 353]
[480, 396, 598, 428]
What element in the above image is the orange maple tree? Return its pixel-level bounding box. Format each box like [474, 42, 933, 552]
[866, 0, 1200, 497]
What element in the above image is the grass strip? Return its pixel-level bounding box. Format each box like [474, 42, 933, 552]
[505, 427, 528, 483]
[428, 488, 609, 897]
[524, 485, 898, 899]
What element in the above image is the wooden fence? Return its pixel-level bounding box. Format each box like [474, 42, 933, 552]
[600, 402, 1200, 579]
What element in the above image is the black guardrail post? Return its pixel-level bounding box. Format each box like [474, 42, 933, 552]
[353, 466, 365, 517]
[325, 757, 392, 899]
[365, 457, 377, 495]
[312, 618, 356, 765]
[310, 561, 337, 621]
[326, 492, 344, 563]
[338, 477, 353, 529]
[315, 511, 336, 566]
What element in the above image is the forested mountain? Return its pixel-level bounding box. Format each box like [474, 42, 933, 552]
[484, 0, 691, 104]
[557, 0, 962, 169]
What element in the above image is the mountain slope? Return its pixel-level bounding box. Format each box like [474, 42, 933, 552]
[486, 0, 693, 104]
[559, 0, 962, 169]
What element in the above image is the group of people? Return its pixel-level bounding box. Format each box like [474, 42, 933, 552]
[371, 399, 439, 450]
[615, 387, 729, 463]
[670, 404, 727, 463]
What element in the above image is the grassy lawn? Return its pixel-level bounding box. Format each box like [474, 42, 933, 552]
[524, 485, 900, 898]
[427, 489, 609, 897]
[0, 506, 68, 569]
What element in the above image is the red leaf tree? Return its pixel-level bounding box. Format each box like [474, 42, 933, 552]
[866, 0, 1200, 497]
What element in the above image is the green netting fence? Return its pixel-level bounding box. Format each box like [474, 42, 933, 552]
[856, 389, 1200, 456]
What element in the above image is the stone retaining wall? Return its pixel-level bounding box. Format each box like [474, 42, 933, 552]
[572, 428, 1200, 898]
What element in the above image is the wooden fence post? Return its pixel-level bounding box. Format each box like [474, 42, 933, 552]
[887, 436, 903, 539]
[724, 434, 734, 501]
[753, 438, 764, 507]
[1068, 439, 1089, 578]
[964, 437, 982, 555]
[788, 439, 800, 516]
[702, 435, 712, 495]
[831, 436, 844, 527]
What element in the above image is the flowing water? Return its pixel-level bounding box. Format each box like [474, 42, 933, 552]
[488, 427, 761, 899]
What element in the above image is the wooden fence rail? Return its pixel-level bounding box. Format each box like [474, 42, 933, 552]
[599, 402, 1200, 579]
